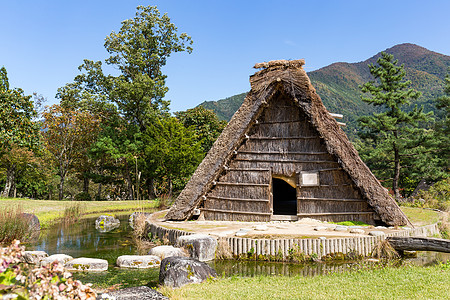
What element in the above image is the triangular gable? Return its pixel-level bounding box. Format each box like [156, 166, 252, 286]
[166, 60, 409, 226]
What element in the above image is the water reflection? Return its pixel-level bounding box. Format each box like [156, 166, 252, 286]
[27, 214, 449, 278]
[27, 215, 136, 264]
[210, 251, 450, 278]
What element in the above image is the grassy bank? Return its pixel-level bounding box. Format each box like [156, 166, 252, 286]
[161, 264, 450, 300]
[0, 198, 157, 228]
[401, 207, 441, 226]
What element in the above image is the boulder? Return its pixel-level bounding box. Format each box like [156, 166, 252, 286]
[98, 286, 168, 300]
[20, 213, 40, 231]
[350, 229, 365, 234]
[23, 250, 48, 264]
[129, 212, 152, 229]
[148, 246, 187, 260]
[65, 257, 108, 272]
[40, 254, 73, 267]
[176, 234, 217, 261]
[159, 256, 217, 288]
[95, 215, 120, 233]
[116, 255, 161, 268]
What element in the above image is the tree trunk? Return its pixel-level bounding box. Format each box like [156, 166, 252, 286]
[387, 237, 450, 253]
[168, 177, 173, 198]
[393, 146, 401, 200]
[147, 178, 156, 199]
[59, 176, 65, 200]
[97, 182, 102, 200]
[83, 174, 90, 194]
[124, 160, 134, 200]
[1, 163, 16, 198]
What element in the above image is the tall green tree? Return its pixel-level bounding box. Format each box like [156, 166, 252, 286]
[358, 52, 433, 199]
[42, 104, 100, 200]
[175, 106, 227, 154]
[0, 67, 40, 197]
[60, 5, 193, 200]
[143, 117, 203, 197]
[433, 71, 450, 175]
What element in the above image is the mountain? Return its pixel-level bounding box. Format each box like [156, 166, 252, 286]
[198, 43, 450, 139]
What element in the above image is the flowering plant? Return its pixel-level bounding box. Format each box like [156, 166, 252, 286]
[0, 240, 97, 300]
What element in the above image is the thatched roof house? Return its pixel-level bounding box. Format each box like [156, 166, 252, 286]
[166, 59, 409, 226]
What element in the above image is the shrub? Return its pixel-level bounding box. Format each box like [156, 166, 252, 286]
[0, 206, 35, 245]
[74, 192, 91, 201]
[0, 240, 97, 299]
[63, 203, 85, 225]
[415, 178, 450, 211]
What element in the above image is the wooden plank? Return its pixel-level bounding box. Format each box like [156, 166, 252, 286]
[208, 195, 270, 202]
[201, 208, 271, 216]
[235, 158, 337, 164]
[297, 197, 364, 202]
[387, 237, 450, 253]
[227, 168, 271, 172]
[306, 184, 353, 187]
[238, 151, 328, 155]
[248, 136, 318, 140]
[297, 212, 374, 216]
[257, 120, 303, 124]
[329, 113, 344, 119]
[317, 168, 343, 172]
[215, 182, 269, 187]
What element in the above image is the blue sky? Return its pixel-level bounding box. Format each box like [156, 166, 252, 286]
[1, 0, 450, 112]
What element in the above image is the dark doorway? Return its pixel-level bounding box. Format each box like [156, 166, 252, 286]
[272, 178, 297, 215]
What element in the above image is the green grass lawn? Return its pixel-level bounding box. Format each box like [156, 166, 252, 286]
[161, 265, 450, 300]
[401, 207, 441, 226]
[0, 198, 157, 228]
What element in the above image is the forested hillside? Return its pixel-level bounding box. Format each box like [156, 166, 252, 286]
[198, 43, 450, 139]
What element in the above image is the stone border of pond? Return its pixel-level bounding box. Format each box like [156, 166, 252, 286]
[144, 213, 439, 260]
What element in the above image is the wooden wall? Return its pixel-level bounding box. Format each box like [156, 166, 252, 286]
[203, 93, 378, 224]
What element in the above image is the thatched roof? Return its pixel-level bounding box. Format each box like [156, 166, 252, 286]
[166, 59, 409, 226]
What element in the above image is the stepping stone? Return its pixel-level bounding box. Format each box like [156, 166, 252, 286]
[369, 231, 386, 237]
[176, 234, 218, 261]
[254, 225, 268, 231]
[23, 251, 48, 264]
[159, 256, 218, 288]
[334, 226, 348, 232]
[99, 286, 168, 300]
[65, 257, 108, 272]
[348, 226, 364, 229]
[149, 246, 187, 259]
[350, 229, 365, 234]
[217, 230, 234, 237]
[238, 228, 251, 232]
[235, 231, 248, 237]
[375, 226, 387, 229]
[318, 237, 327, 240]
[40, 254, 73, 267]
[314, 226, 328, 231]
[116, 255, 161, 268]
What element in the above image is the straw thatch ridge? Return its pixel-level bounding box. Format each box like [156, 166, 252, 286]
[166, 59, 409, 226]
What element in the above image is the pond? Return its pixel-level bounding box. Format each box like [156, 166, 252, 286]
[26, 214, 450, 288]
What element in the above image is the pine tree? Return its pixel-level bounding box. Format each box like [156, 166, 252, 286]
[358, 52, 433, 199]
